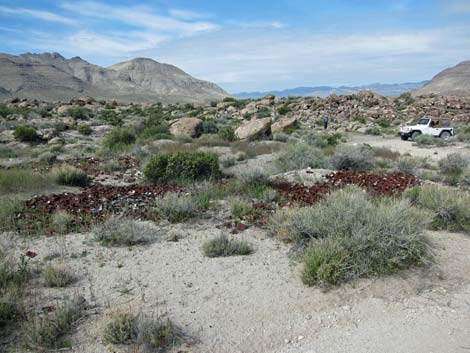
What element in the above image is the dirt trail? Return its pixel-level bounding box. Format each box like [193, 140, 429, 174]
[21, 225, 470, 353]
[347, 133, 469, 160]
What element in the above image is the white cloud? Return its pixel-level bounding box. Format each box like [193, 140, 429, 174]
[0, 5, 77, 25]
[168, 8, 211, 20]
[60, 1, 218, 36]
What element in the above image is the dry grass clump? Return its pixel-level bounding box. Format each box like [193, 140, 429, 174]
[229, 198, 254, 219]
[202, 234, 253, 257]
[42, 264, 76, 288]
[93, 216, 159, 246]
[51, 165, 92, 187]
[24, 295, 86, 350]
[269, 186, 430, 286]
[405, 185, 470, 233]
[329, 144, 375, 171]
[155, 193, 197, 223]
[274, 141, 326, 172]
[438, 153, 469, 185]
[0, 168, 53, 195]
[104, 312, 180, 352]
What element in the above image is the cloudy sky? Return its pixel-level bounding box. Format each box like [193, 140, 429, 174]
[1, 0, 470, 92]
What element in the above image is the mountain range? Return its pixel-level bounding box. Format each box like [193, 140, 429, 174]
[233, 81, 429, 99]
[0, 52, 227, 103]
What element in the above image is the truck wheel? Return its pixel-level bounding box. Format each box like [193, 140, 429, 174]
[401, 135, 408, 141]
[411, 131, 421, 140]
[440, 131, 451, 140]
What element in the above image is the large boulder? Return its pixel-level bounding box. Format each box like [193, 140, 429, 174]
[271, 116, 298, 133]
[169, 118, 203, 138]
[235, 118, 272, 141]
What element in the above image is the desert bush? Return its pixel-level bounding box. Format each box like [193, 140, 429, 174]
[273, 132, 291, 143]
[144, 151, 220, 184]
[24, 295, 86, 350]
[218, 125, 237, 142]
[94, 217, 159, 246]
[104, 312, 179, 351]
[78, 124, 92, 135]
[51, 165, 91, 187]
[329, 144, 375, 171]
[103, 127, 136, 151]
[39, 151, 58, 165]
[13, 125, 41, 143]
[364, 126, 382, 135]
[395, 157, 417, 175]
[0, 168, 53, 195]
[438, 153, 469, 184]
[220, 156, 237, 168]
[42, 264, 76, 288]
[237, 170, 273, 199]
[303, 132, 341, 148]
[405, 185, 470, 233]
[50, 211, 76, 234]
[202, 234, 253, 257]
[414, 134, 448, 147]
[229, 198, 254, 219]
[277, 105, 291, 115]
[274, 141, 326, 172]
[139, 124, 171, 140]
[0, 145, 16, 158]
[98, 109, 122, 126]
[155, 193, 197, 223]
[67, 107, 91, 120]
[269, 186, 429, 286]
[201, 120, 218, 134]
[372, 147, 400, 160]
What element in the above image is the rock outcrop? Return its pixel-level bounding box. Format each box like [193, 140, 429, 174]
[235, 118, 272, 140]
[169, 118, 203, 138]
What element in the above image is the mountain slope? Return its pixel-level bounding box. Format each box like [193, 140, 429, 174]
[0, 52, 227, 103]
[413, 61, 470, 97]
[234, 81, 428, 99]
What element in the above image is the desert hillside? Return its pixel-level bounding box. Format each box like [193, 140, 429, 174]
[0, 52, 228, 103]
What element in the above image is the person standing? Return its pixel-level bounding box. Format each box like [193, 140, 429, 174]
[323, 115, 329, 130]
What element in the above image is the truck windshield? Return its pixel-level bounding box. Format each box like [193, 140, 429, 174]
[418, 118, 430, 125]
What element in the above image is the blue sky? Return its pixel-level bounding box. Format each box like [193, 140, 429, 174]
[1, 0, 470, 92]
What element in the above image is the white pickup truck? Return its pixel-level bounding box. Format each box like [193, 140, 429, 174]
[400, 118, 454, 141]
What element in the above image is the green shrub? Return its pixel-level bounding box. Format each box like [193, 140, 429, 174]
[277, 105, 291, 115]
[395, 157, 417, 175]
[103, 127, 136, 151]
[77, 124, 92, 135]
[94, 217, 159, 246]
[98, 109, 122, 126]
[237, 170, 273, 199]
[329, 145, 375, 171]
[13, 126, 41, 143]
[67, 107, 91, 120]
[438, 153, 468, 185]
[202, 234, 253, 257]
[269, 187, 429, 286]
[273, 132, 291, 142]
[51, 166, 91, 187]
[50, 211, 76, 235]
[405, 185, 470, 233]
[218, 125, 237, 142]
[104, 312, 179, 351]
[229, 198, 254, 219]
[42, 264, 76, 288]
[414, 135, 448, 147]
[24, 296, 86, 350]
[303, 132, 341, 148]
[274, 142, 326, 172]
[365, 127, 382, 135]
[201, 120, 218, 134]
[144, 151, 220, 184]
[220, 156, 237, 168]
[155, 193, 197, 223]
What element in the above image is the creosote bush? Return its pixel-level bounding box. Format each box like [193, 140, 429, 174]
[274, 141, 326, 172]
[13, 125, 41, 143]
[51, 165, 92, 187]
[269, 186, 430, 286]
[329, 144, 375, 171]
[202, 234, 253, 257]
[405, 185, 470, 233]
[78, 124, 92, 135]
[103, 127, 136, 151]
[144, 151, 220, 184]
[104, 312, 180, 351]
[93, 217, 159, 246]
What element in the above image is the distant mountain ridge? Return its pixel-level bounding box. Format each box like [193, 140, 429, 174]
[413, 61, 470, 97]
[234, 81, 429, 99]
[0, 52, 227, 103]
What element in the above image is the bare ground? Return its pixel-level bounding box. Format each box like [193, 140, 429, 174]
[14, 224, 470, 353]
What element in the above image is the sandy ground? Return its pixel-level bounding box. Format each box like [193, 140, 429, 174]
[15, 223, 470, 353]
[346, 133, 469, 161]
